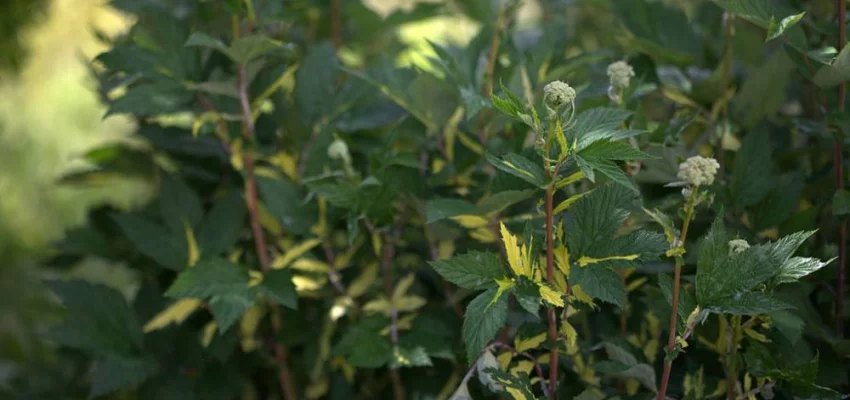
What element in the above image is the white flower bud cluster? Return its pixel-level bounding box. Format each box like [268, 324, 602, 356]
[607, 61, 635, 90]
[543, 80, 576, 109]
[728, 239, 750, 254]
[677, 156, 720, 187]
[328, 138, 351, 163]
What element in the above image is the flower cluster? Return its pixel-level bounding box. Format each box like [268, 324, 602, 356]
[677, 156, 720, 187]
[328, 138, 351, 163]
[728, 239, 750, 254]
[607, 61, 635, 90]
[543, 80, 576, 109]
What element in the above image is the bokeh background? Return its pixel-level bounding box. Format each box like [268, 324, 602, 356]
[0, 0, 536, 392]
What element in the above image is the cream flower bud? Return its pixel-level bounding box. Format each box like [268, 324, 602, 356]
[328, 138, 350, 162]
[543, 80, 576, 108]
[729, 239, 750, 254]
[677, 156, 720, 187]
[607, 61, 635, 90]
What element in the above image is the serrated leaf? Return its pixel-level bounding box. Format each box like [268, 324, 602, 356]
[731, 131, 774, 207]
[257, 177, 318, 236]
[90, 356, 158, 398]
[429, 251, 503, 290]
[565, 184, 635, 256]
[539, 283, 565, 307]
[705, 292, 792, 315]
[165, 258, 250, 299]
[45, 280, 143, 358]
[462, 287, 509, 361]
[334, 317, 393, 368]
[257, 269, 298, 310]
[571, 266, 626, 306]
[113, 214, 187, 270]
[159, 175, 203, 232]
[485, 152, 547, 187]
[773, 256, 831, 285]
[569, 108, 633, 150]
[578, 140, 656, 161]
[426, 198, 477, 223]
[198, 191, 247, 255]
[209, 290, 254, 334]
[227, 35, 285, 63]
[295, 42, 338, 127]
[814, 44, 850, 88]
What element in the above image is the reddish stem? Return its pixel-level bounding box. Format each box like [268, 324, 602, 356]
[545, 184, 558, 398]
[837, 0, 847, 337]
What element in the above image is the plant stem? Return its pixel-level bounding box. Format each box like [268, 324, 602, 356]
[237, 63, 297, 400]
[836, 0, 847, 337]
[330, 0, 342, 49]
[379, 226, 405, 400]
[545, 183, 558, 399]
[656, 192, 697, 400]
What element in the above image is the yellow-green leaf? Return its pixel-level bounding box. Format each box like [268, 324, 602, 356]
[576, 254, 639, 267]
[539, 284, 565, 307]
[143, 298, 203, 332]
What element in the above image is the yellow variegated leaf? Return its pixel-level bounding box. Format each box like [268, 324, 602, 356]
[432, 158, 446, 174]
[363, 298, 391, 315]
[539, 284, 565, 307]
[553, 270, 568, 293]
[552, 191, 590, 215]
[230, 138, 243, 171]
[273, 238, 322, 269]
[240, 306, 264, 352]
[310, 197, 327, 237]
[470, 227, 497, 243]
[438, 240, 454, 259]
[393, 296, 427, 312]
[676, 336, 689, 349]
[183, 221, 200, 267]
[248, 270, 263, 287]
[626, 378, 640, 395]
[560, 321, 577, 347]
[497, 351, 513, 369]
[666, 247, 686, 258]
[292, 274, 327, 291]
[334, 237, 363, 270]
[493, 278, 516, 304]
[228, 248, 243, 263]
[625, 276, 648, 292]
[554, 245, 570, 277]
[143, 298, 203, 332]
[371, 231, 381, 257]
[458, 131, 484, 154]
[257, 202, 283, 236]
[305, 376, 329, 400]
[555, 170, 584, 189]
[515, 332, 546, 352]
[570, 285, 597, 308]
[501, 222, 522, 276]
[644, 339, 659, 363]
[576, 254, 639, 267]
[444, 106, 463, 161]
[393, 274, 416, 301]
[744, 327, 769, 343]
[348, 263, 378, 298]
[270, 152, 298, 180]
[452, 215, 489, 228]
[505, 387, 527, 400]
[291, 258, 330, 272]
[511, 360, 535, 376]
[201, 321, 217, 347]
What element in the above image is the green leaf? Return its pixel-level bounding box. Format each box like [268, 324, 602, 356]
[602, 343, 657, 392]
[814, 44, 850, 88]
[712, 0, 808, 50]
[295, 42, 338, 127]
[198, 191, 247, 255]
[90, 356, 158, 398]
[334, 316, 394, 368]
[257, 269, 298, 310]
[833, 189, 850, 216]
[565, 184, 635, 256]
[426, 198, 477, 223]
[481, 367, 536, 399]
[773, 256, 830, 285]
[611, 0, 698, 64]
[705, 292, 792, 315]
[768, 310, 805, 344]
[159, 174, 203, 232]
[578, 140, 656, 161]
[658, 273, 697, 327]
[766, 12, 805, 42]
[429, 251, 504, 290]
[185, 32, 230, 54]
[571, 265, 626, 306]
[731, 131, 774, 207]
[227, 35, 285, 63]
[45, 280, 144, 357]
[490, 82, 525, 118]
[733, 52, 795, 127]
[257, 177, 318, 236]
[209, 290, 254, 333]
[389, 345, 433, 369]
[113, 214, 187, 270]
[462, 287, 509, 361]
[485, 152, 547, 188]
[107, 81, 193, 117]
[569, 108, 633, 150]
[476, 190, 535, 215]
[576, 156, 635, 191]
[165, 258, 250, 299]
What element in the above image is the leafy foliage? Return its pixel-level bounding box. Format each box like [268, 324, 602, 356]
[19, 0, 850, 399]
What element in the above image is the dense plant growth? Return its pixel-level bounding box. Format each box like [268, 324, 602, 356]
[25, 0, 850, 399]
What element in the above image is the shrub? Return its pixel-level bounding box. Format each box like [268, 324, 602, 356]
[35, 1, 850, 399]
